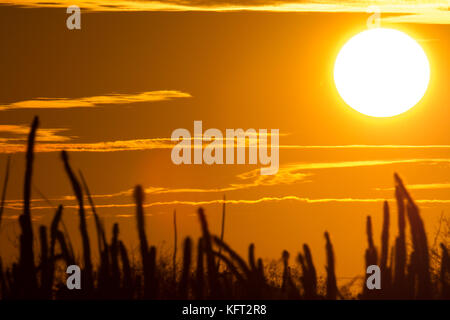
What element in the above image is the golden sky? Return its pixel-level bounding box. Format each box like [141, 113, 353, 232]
[0, 2, 448, 279]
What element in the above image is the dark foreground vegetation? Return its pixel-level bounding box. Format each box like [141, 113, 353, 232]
[0, 117, 449, 299]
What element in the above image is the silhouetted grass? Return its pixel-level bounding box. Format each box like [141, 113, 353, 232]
[0, 155, 10, 228]
[0, 117, 448, 300]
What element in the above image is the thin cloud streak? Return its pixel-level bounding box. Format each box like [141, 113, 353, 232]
[3, 195, 450, 212]
[1, 0, 447, 24]
[375, 182, 450, 191]
[381, 11, 450, 24]
[237, 158, 450, 181]
[283, 145, 450, 149]
[0, 139, 172, 154]
[1, 138, 450, 154]
[2, 158, 449, 205]
[0, 90, 191, 111]
[0, 125, 73, 142]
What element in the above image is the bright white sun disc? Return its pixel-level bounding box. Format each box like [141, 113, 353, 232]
[334, 28, 430, 117]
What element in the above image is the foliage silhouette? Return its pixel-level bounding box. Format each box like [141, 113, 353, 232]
[0, 117, 448, 300]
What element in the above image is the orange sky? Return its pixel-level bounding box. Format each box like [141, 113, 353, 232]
[0, 3, 448, 280]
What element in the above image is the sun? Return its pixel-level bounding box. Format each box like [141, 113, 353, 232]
[334, 28, 430, 118]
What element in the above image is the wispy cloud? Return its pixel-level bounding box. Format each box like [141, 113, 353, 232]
[381, 10, 450, 24]
[85, 170, 311, 199]
[375, 182, 450, 191]
[0, 124, 73, 142]
[282, 145, 450, 150]
[4, 195, 450, 212]
[0, 138, 172, 153]
[0, 90, 191, 111]
[237, 158, 450, 182]
[17, 158, 447, 202]
[2, 0, 448, 24]
[2, 136, 450, 154]
[3, 157, 447, 206]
